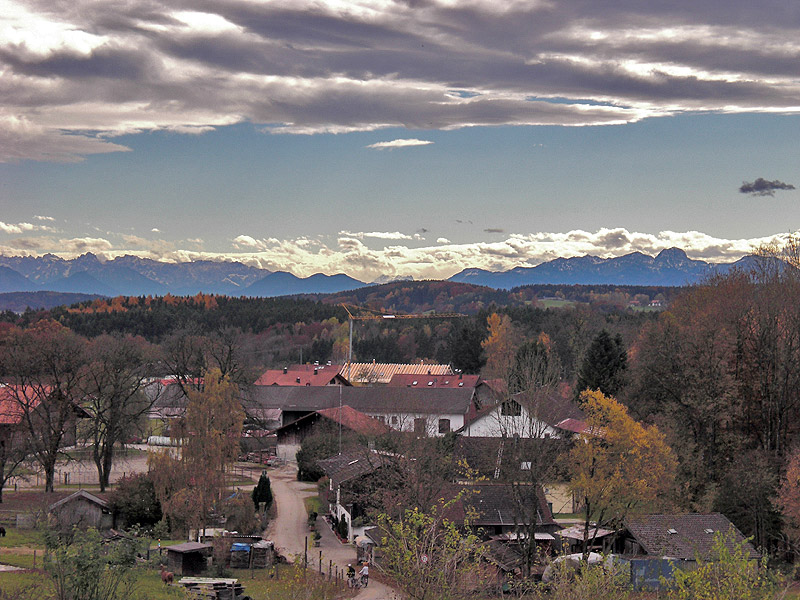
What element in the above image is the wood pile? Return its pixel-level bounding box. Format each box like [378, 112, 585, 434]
[177, 577, 246, 600]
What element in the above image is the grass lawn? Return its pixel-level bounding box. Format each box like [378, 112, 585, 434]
[0, 562, 352, 600]
[538, 298, 577, 309]
[304, 495, 323, 516]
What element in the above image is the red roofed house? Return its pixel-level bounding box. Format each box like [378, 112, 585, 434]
[254, 363, 350, 386]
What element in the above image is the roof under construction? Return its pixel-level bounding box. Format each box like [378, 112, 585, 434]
[341, 362, 453, 385]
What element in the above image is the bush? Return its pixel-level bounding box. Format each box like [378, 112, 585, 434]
[666, 529, 784, 600]
[44, 527, 137, 600]
[108, 474, 162, 529]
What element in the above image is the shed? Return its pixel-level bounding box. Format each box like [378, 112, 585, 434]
[167, 542, 213, 576]
[49, 490, 113, 531]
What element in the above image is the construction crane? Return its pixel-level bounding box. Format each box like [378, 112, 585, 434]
[340, 303, 467, 382]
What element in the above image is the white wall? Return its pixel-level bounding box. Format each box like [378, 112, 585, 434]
[462, 406, 560, 438]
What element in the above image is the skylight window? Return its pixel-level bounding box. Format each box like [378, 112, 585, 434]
[667, 528, 677, 535]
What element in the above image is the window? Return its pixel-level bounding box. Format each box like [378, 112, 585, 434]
[414, 418, 428, 435]
[390, 415, 398, 425]
[438, 418, 451, 433]
[501, 400, 521, 416]
[520, 461, 531, 470]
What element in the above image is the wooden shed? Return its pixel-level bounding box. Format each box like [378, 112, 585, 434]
[167, 542, 213, 576]
[49, 490, 113, 531]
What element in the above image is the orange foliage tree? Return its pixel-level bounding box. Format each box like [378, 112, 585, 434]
[568, 390, 677, 558]
[481, 313, 518, 378]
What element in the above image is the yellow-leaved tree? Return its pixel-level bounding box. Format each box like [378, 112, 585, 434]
[481, 312, 518, 378]
[149, 369, 244, 536]
[568, 390, 677, 558]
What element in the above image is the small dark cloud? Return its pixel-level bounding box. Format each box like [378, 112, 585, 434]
[484, 228, 505, 233]
[455, 219, 473, 225]
[739, 177, 796, 197]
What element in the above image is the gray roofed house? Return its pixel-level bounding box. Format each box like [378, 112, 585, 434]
[621, 513, 760, 591]
[622, 513, 758, 561]
[247, 385, 479, 435]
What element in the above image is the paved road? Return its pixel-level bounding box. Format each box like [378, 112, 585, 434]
[266, 464, 398, 600]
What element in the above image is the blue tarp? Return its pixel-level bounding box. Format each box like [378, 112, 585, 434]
[230, 543, 251, 552]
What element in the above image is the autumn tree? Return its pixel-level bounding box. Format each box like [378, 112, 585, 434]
[149, 369, 244, 535]
[481, 312, 518, 378]
[0, 321, 87, 492]
[575, 329, 627, 399]
[80, 334, 156, 491]
[568, 390, 677, 558]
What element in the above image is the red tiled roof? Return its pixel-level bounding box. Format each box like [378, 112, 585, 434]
[315, 406, 391, 436]
[0, 385, 43, 425]
[255, 364, 345, 386]
[387, 373, 481, 388]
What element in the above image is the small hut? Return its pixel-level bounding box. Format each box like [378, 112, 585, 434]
[167, 542, 213, 576]
[49, 490, 113, 532]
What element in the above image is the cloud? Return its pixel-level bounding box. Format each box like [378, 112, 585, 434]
[437, 237, 451, 244]
[33, 215, 55, 221]
[739, 177, 796, 197]
[484, 228, 505, 234]
[366, 139, 434, 150]
[339, 231, 415, 241]
[151, 227, 161, 232]
[59, 237, 113, 253]
[5, 1, 800, 162]
[0, 221, 54, 234]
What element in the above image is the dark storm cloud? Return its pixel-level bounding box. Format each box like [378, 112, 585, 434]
[739, 178, 796, 197]
[4, 0, 800, 161]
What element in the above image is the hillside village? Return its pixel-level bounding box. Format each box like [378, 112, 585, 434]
[0, 252, 798, 599]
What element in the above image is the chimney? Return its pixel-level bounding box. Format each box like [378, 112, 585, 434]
[283, 367, 288, 374]
[459, 373, 463, 380]
[427, 369, 431, 375]
[296, 377, 301, 384]
[314, 367, 318, 375]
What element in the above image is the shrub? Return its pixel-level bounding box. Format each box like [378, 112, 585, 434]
[108, 474, 162, 529]
[666, 529, 784, 600]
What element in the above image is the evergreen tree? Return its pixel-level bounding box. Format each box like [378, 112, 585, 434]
[252, 471, 273, 511]
[575, 329, 627, 398]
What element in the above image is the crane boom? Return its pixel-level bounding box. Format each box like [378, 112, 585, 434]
[341, 303, 467, 381]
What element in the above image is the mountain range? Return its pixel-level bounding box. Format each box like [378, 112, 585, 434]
[448, 248, 762, 288]
[0, 253, 365, 297]
[0, 248, 764, 298]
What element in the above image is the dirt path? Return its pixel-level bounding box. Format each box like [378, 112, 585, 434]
[266, 464, 398, 600]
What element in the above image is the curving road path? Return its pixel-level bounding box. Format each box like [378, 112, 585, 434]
[266, 464, 398, 600]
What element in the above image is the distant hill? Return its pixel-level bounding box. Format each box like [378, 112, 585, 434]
[449, 248, 761, 288]
[245, 271, 365, 296]
[0, 291, 105, 312]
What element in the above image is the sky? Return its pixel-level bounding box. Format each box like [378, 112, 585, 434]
[1, 0, 799, 282]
